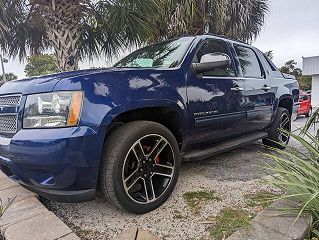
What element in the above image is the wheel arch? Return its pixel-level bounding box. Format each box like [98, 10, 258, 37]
[101, 101, 188, 149]
[278, 95, 294, 116]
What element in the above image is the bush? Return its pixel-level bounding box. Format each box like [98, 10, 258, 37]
[264, 109, 319, 237]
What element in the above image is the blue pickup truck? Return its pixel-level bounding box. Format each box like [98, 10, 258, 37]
[0, 35, 299, 214]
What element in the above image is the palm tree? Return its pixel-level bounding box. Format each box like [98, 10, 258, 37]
[0, 0, 269, 72]
[0, 0, 158, 71]
[151, 0, 269, 43]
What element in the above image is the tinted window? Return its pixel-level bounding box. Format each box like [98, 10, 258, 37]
[235, 45, 263, 78]
[193, 40, 235, 77]
[114, 37, 195, 68]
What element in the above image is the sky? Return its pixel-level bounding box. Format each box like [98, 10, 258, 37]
[253, 0, 319, 68]
[3, 0, 319, 79]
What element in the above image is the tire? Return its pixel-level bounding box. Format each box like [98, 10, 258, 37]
[305, 108, 312, 118]
[100, 121, 181, 214]
[262, 107, 291, 150]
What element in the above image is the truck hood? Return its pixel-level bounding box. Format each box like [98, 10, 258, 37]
[0, 69, 107, 95]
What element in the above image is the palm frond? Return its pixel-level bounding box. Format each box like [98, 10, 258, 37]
[148, 0, 269, 43]
[94, 0, 159, 58]
[303, 108, 319, 138]
[265, 130, 319, 224]
[1, 0, 269, 68]
[222, 0, 269, 42]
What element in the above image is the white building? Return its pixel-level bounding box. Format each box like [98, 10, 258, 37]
[303, 56, 319, 107]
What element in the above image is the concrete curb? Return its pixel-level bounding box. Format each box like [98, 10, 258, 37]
[0, 170, 80, 240]
[226, 200, 311, 240]
[113, 227, 162, 240]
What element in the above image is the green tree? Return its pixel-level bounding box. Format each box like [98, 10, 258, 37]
[25, 54, 59, 77]
[264, 50, 274, 60]
[0, 0, 270, 72]
[150, 0, 269, 43]
[298, 76, 312, 91]
[0, 0, 158, 71]
[279, 60, 312, 91]
[0, 73, 18, 81]
[279, 60, 302, 76]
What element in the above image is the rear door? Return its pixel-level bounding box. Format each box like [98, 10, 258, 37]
[233, 44, 275, 132]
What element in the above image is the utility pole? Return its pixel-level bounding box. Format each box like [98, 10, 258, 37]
[0, 54, 7, 83]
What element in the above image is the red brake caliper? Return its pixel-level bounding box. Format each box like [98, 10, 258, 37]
[143, 146, 160, 164]
[155, 156, 160, 164]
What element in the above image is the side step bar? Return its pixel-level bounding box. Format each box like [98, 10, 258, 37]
[183, 132, 268, 161]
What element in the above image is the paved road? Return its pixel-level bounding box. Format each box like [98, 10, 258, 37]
[44, 116, 310, 240]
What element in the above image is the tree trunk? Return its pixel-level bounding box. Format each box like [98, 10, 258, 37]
[33, 0, 88, 71]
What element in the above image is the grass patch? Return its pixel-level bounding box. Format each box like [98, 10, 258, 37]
[245, 191, 278, 209]
[210, 208, 251, 240]
[172, 210, 185, 220]
[183, 191, 220, 214]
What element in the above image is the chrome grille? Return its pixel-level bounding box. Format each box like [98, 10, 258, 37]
[0, 115, 18, 133]
[0, 95, 21, 106]
[0, 94, 21, 134]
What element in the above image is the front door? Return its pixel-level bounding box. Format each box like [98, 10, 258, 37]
[186, 39, 247, 146]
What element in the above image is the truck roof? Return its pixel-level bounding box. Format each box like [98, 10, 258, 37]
[184, 34, 252, 47]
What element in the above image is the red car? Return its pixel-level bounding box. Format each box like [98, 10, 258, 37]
[298, 92, 312, 117]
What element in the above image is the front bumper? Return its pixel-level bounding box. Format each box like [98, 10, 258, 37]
[21, 184, 96, 202]
[0, 126, 105, 202]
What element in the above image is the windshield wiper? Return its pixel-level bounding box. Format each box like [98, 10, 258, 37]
[169, 61, 179, 68]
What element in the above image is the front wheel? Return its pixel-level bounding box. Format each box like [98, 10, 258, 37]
[100, 121, 181, 214]
[263, 107, 291, 150]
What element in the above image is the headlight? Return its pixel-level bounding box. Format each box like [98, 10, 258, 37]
[23, 91, 83, 128]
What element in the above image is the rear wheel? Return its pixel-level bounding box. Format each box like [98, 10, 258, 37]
[100, 121, 181, 214]
[262, 107, 291, 150]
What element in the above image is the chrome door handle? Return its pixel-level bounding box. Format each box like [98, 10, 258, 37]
[262, 86, 271, 91]
[231, 87, 244, 91]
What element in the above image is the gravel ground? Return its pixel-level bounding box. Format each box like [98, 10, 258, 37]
[44, 117, 310, 240]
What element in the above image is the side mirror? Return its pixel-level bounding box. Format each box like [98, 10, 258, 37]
[192, 53, 231, 74]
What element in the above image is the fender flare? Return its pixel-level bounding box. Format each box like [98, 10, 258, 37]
[101, 99, 189, 135]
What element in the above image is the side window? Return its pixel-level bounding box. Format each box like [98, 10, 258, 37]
[193, 40, 235, 77]
[234, 45, 263, 78]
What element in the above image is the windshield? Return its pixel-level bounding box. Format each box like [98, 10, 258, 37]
[114, 37, 195, 68]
